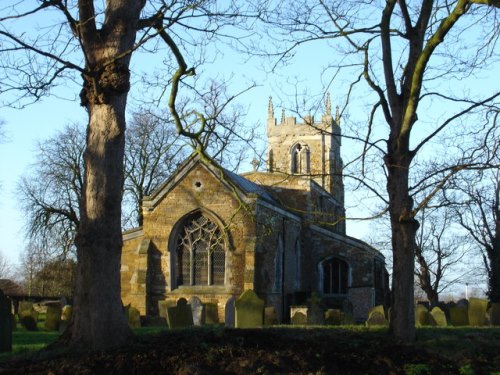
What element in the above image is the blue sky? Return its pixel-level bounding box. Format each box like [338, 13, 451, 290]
[0, 2, 497, 299]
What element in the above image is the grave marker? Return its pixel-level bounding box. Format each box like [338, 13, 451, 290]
[235, 290, 264, 328]
[166, 298, 194, 328]
[468, 298, 488, 326]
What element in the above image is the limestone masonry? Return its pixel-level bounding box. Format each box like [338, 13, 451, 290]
[121, 95, 389, 323]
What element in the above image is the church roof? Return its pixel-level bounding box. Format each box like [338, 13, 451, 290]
[144, 152, 278, 208]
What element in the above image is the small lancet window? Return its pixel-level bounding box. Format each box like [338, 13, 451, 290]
[291, 143, 310, 175]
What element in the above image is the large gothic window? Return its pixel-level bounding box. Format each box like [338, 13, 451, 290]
[291, 143, 310, 174]
[322, 258, 348, 295]
[175, 213, 225, 287]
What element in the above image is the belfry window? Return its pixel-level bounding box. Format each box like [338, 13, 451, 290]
[175, 213, 225, 286]
[291, 143, 310, 174]
[322, 258, 348, 294]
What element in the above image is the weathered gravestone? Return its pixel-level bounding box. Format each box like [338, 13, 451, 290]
[449, 306, 469, 326]
[365, 305, 388, 326]
[166, 298, 194, 328]
[365, 312, 388, 326]
[235, 290, 264, 328]
[307, 299, 325, 325]
[324, 309, 342, 325]
[415, 304, 433, 327]
[44, 304, 62, 331]
[468, 298, 488, 326]
[204, 303, 219, 324]
[264, 306, 277, 326]
[430, 307, 447, 327]
[128, 306, 141, 328]
[224, 296, 235, 328]
[489, 302, 500, 326]
[290, 306, 308, 325]
[18, 301, 37, 331]
[0, 290, 12, 352]
[188, 297, 204, 326]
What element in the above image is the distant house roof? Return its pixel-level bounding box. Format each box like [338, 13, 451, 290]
[0, 279, 25, 296]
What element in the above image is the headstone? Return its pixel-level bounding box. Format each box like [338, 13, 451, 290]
[368, 305, 385, 317]
[188, 297, 205, 326]
[18, 301, 37, 331]
[44, 304, 62, 331]
[264, 307, 277, 326]
[204, 303, 219, 324]
[489, 302, 500, 326]
[61, 305, 73, 322]
[0, 290, 12, 352]
[307, 303, 325, 325]
[449, 306, 469, 326]
[430, 306, 447, 327]
[224, 296, 235, 328]
[291, 311, 307, 325]
[166, 298, 194, 328]
[415, 304, 432, 327]
[365, 311, 388, 326]
[290, 306, 308, 325]
[128, 306, 141, 328]
[234, 290, 264, 328]
[468, 298, 488, 326]
[325, 309, 342, 325]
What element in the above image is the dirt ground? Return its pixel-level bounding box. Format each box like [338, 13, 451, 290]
[1, 327, 499, 374]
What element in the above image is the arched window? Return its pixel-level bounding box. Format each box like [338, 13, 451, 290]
[175, 213, 225, 287]
[322, 258, 348, 294]
[290, 143, 310, 174]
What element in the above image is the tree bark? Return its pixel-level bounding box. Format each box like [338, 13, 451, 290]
[72, 100, 133, 350]
[385, 150, 418, 343]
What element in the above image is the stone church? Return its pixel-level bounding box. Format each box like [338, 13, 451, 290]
[120, 96, 388, 323]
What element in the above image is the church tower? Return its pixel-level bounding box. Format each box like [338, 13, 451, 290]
[266, 95, 344, 208]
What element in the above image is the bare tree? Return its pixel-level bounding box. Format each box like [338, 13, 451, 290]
[123, 108, 188, 228]
[415, 209, 472, 306]
[1, 1, 257, 349]
[451, 165, 500, 302]
[0, 250, 14, 280]
[19, 123, 84, 259]
[261, 0, 500, 342]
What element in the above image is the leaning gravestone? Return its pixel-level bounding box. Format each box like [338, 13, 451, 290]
[430, 306, 447, 327]
[468, 298, 488, 326]
[188, 297, 204, 326]
[44, 304, 62, 331]
[342, 300, 355, 325]
[0, 290, 12, 352]
[235, 290, 264, 328]
[489, 302, 500, 326]
[449, 306, 469, 326]
[166, 298, 194, 329]
[224, 296, 235, 328]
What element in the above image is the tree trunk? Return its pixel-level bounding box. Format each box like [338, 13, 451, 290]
[386, 152, 419, 343]
[71, 99, 133, 350]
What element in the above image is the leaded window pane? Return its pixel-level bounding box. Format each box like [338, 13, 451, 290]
[176, 213, 225, 286]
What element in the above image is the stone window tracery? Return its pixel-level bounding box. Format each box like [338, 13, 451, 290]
[175, 213, 225, 286]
